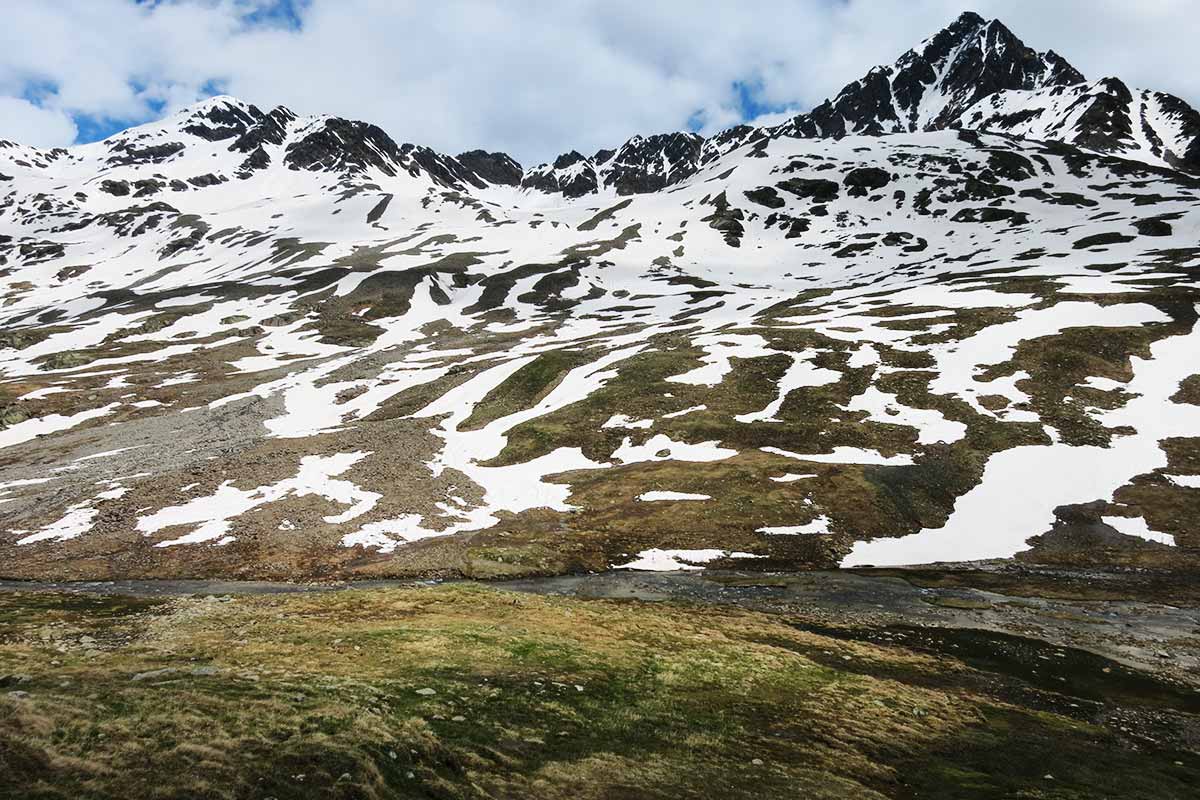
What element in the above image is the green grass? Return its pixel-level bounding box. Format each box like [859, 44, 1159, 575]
[1, 586, 1197, 799]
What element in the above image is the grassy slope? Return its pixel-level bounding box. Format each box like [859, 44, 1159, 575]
[1, 586, 1197, 799]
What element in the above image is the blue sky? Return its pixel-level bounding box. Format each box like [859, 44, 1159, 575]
[2, 1, 1197, 165]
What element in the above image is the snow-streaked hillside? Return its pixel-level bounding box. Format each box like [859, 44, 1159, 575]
[1, 13, 1199, 580]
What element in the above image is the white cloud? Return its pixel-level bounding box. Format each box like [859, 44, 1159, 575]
[0, 97, 77, 147]
[0, 0, 1196, 164]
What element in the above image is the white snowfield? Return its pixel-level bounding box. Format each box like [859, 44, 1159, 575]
[2, 15, 1199, 577]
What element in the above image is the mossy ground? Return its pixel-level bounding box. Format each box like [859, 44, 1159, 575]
[2, 585, 1197, 799]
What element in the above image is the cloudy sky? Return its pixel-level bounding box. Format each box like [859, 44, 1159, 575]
[2, 0, 1196, 166]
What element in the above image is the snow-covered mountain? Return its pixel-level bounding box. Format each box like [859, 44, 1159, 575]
[1, 13, 1198, 580]
[960, 76, 1200, 174]
[518, 11, 1199, 195]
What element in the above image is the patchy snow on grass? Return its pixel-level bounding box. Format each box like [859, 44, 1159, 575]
[1167, 474, 1200, 489]
[602, 414, 653, 429]
[1103, 515, 1176, 547]
[155, 372, 199, 388]
[341, 515, 435, 553]
[138, 452, 378, 547]
[735, 350, 838, 423]
[615, 434, 738, 464]
[762, 446, 913, 466]
[15, 483, 129, 544]
[927, 301, 1167, 415]
[0, 404, 119, 450]
[845, 387, 967, 444]
[1081, 375, 1126, 392]
[758, 514, 832, 535]
[666, 334, 775, 387]
[637, 491, 711, 501]
[847, 345, 880, 368]
[17, 504, 98, 545]
[662, 404, 706, 419]
[770, 473, 816, 483]
[614, 548, 764, 571]
[844, 313, 1200, 566]
[18, 386, 70, 400]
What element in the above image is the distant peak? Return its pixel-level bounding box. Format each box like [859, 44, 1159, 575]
[177, 94, 254, 115]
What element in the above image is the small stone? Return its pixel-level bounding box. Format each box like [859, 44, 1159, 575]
[451, 715, 466, 722]
[751, 758, 764, 766]
[415, 687, 436, 696]
[131, 667, 177, 682]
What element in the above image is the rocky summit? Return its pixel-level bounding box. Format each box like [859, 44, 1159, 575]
[2, 11, 1199, 582]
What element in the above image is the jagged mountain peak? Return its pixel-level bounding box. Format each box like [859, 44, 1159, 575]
[516, 11, 1110, 199]
[774, 10, 1085, 141]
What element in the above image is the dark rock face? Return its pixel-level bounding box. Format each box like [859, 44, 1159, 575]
[843, 167, 891, 197]
[1134, 217, 1174, 237]
[522, 132, 704, 198]
[602, 133, 705, 195]
[99, 179, 130, 197]
[520, 151, 598, 198]
[105, 141, 185, 167]
[132, 179, 164, 197]
[187, 173, 226, 188]
[401, 144, 488, 190]
[284, 118, 404, 176]
[1021, 501, 1173, 566]
[230, 106, 296, 154]
[701, 191, 744, 247]
[456, 150, 524, 186]
[182, 100, 263, 142]
[236, 147, 272, 178]
[1070, 78, 1136, 154]
[744, 187, 785, 208]
[1152, 93, 1200, 174]
[777, 178, 840, 203]
[764, 212, 810, 238]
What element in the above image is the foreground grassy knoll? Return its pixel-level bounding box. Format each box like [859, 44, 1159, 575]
[1, 584, 1197, 799]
